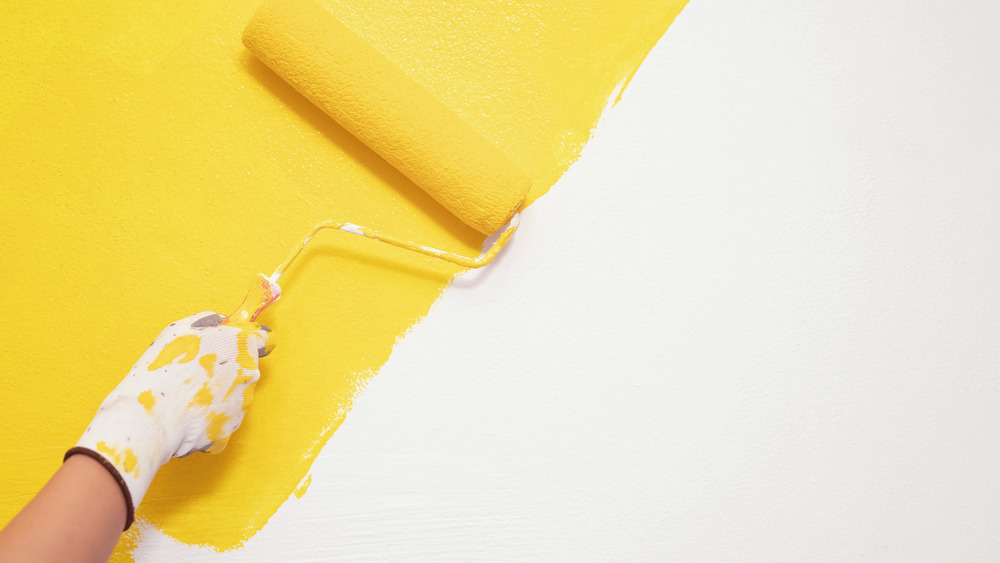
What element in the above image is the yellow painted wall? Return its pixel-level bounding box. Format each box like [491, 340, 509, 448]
[0, 0, 686, 558]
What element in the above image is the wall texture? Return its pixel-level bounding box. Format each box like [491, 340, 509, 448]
[5, 0, 1000, 561]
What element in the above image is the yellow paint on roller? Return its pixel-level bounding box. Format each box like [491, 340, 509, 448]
[138, 390, 157, 414]
[244, 0, 531, 235]
[148, 335, 202, 371]
[0, 0, 687, 558]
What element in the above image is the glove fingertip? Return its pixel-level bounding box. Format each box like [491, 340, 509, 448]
[257, 327, 275, 357]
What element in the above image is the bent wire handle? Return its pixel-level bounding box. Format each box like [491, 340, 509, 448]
[271, 213, 522, 282]
[224, 213, 521, 323]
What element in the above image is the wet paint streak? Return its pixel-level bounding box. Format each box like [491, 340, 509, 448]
[0, 0, 689, 558]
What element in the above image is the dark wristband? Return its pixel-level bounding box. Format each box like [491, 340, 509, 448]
[65, 446, 135, 531]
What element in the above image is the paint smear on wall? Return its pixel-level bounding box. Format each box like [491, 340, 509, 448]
[0, 0, 686, 558]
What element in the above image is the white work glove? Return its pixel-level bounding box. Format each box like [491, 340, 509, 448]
[66, 312, 273, 529]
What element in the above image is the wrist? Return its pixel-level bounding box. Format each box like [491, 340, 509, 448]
[72, 401, 176, 527]
[63, 447, 134, 530]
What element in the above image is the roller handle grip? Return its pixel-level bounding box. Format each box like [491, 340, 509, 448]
[222, 274, 282, 325]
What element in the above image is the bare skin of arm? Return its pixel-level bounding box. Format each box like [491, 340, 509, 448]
[0, 454, 126, 563]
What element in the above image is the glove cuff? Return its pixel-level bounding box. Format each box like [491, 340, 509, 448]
[64, 446, 136, 530]
[72, 403, 172, 528]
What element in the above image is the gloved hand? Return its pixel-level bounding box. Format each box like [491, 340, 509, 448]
[66, 312, 273, 530]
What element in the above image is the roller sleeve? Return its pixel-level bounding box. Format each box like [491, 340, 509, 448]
[243, 0, 531, 235]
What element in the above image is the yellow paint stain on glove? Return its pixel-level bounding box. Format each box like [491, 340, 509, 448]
[206, 412, 231, 443]
[148, 335, 202, 371]
[96, 441, 141, 479]
[235, 331, 259, 371]
[0, 0, 688, 558]
[189, 384, 214, 408]
[224, 372, 257, 401]
[137, 391, 156, 414]
[200, 354, 218, 378]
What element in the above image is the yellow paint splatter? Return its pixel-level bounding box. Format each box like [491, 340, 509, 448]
[0, 0, 688, 557]
[205, 412, 230, 442]
[222, 326, 260, 400]
[224, 370, 257, 401]
[189, 383, 214, 408]
[235, 331, 257, 371]
[199, 353, 217, 378]
[137, 390, 156, 414]
[148, 335, 201, 371]
[95, 441, 116, 459]
[123, 449, 139, 477]
[95, 441, 140, 478]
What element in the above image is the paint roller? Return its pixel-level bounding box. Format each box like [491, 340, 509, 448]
[223, 0, 532, 324]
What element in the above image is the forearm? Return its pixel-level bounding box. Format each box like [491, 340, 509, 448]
[0, 454, 126, 563]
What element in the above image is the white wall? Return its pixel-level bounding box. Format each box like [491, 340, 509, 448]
[141, 1, 1000, 560]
